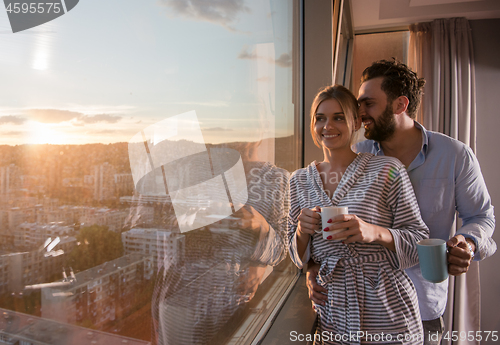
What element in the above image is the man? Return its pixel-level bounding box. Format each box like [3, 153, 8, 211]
[306, 59, 496, 345]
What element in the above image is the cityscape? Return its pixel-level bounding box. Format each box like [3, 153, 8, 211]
[0, 0, 297, 343]
[0, 136, 295, 344]
[0, 142, 157, 343]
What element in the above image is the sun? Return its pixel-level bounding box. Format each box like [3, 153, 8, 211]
[27, 122, 68, 145]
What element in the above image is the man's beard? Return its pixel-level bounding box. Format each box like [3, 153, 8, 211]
[364, 104, 396, 142]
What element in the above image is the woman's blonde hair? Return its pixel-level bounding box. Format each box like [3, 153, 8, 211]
[310, 85, 359, 148]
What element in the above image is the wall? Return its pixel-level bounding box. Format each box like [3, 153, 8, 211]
[469, 18, 500, 341]
[303, 0, 334, 166]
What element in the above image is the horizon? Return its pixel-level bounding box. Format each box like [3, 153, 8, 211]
[0, 134, 293, 148]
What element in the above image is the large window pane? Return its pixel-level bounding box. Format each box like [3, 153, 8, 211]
[0, 1, 300, 344]
[352, 31, 409, 96]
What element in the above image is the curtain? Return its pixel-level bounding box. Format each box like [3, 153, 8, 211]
[409, 18, 479, 345]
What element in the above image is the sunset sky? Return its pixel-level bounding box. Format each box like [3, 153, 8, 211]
[0, 0, 295, 146]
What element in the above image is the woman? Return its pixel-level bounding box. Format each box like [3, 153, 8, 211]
[288, 85, 429, 344]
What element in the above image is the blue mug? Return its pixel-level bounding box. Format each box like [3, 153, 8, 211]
[417, 239, 449, 283]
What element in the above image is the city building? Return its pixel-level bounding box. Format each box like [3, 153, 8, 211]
[80, 208, 128, 232]
[0, 236, 76, 294]
[121, 228, 185, 275]
[0, 165, 21, 195]
[93, 163, 116, 201]
[114, 173, 134, 198]
[7, 207, 28, 230]
[62, 177, 83, 188]
[41, 254, 151, 329]
[14, 223, 74, 249]
[20, 174, 46, 194]
[35, 205, 85, 226]
[120, 195, 171, 228]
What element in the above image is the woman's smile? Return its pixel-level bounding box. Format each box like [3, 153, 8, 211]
[322, 133, 339, 139]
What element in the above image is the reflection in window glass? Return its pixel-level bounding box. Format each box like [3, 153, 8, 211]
[0, 0, 300, 344]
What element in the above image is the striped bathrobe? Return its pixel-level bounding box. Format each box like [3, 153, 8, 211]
[288, 153, 429, 345]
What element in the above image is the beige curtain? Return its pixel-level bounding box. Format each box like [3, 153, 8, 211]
[409, 18, 479, 345]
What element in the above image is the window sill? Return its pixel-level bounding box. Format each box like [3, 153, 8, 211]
[259, 274, 317, 345]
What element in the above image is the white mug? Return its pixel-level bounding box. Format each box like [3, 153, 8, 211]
[315, 206, 348, 240]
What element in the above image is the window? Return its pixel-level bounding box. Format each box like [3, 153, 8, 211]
[0, 0, 301, 344]
[352, 31, 410, 96]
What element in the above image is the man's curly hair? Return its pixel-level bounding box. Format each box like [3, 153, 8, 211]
[360, 59, 426, 119]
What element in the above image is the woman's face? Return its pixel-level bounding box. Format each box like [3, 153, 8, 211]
[314, 98, 353, 151]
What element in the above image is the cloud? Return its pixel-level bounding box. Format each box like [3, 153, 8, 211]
[77, 114, 122, 124]
[26, 109, 122, 125]
[28, 109, 83, 123]
[159, 0, 250, 31]
[275, 53, 292, 68]
[0, 115, 26, 125]
[91, 129, 117, 134]
[1, 131, 23, 136]
[238, 48, 292, 68]
[171, 100, 229, 107]
[238, 46, 257, 60]
[86, 128, 137, 138]
[203, 127, 233, 132]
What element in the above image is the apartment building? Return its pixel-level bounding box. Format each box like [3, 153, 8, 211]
[14, 223, 74, 249]
[114, 173, 134, 198]
[0, 236, 76, 294]
[41, 254, 151, 328]
[93, 163, 116, 201]
[35, 205, 84, 226]
[0, 165, 21, 195]
[121, 228, 185, 275]
[80, 208, 128, 232]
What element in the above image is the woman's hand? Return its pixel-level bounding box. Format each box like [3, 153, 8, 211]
[297, 206, 322, 236]
[233, 205, 269, 241]
[235, 205, 267, 232]
[325, 214, 395, 251]
[295, 206, 321, 259]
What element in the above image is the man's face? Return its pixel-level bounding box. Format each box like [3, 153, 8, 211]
[358, 77, 396, 142]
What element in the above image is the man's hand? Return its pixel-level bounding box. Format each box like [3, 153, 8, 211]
[306, 262, 327, 306]
[447, 234, 475, 275]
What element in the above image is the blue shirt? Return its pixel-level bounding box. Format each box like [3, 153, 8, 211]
[354, 121, 496, 320]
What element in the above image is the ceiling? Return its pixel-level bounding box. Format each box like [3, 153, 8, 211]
[351, 0, 500, 32]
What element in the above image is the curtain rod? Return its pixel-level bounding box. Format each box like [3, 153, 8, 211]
[355, 26, 409, 35]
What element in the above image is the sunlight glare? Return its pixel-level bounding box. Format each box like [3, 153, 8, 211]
[27, 123, 68, 144]
[31, 31, 53, 71]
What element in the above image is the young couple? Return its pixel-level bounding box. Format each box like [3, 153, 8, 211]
[288, 60, 496, 344]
